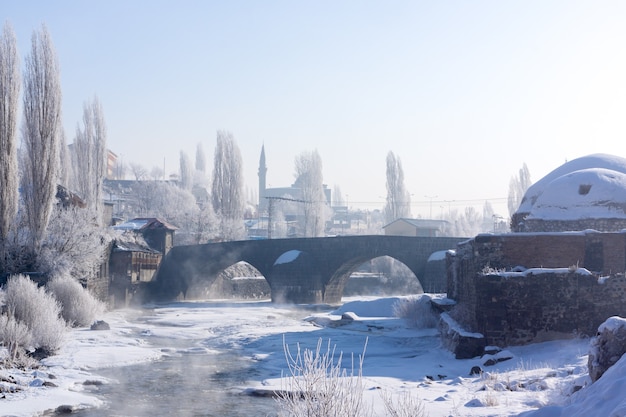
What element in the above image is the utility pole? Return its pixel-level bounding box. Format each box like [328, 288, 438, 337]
[425, 195, 438, 219]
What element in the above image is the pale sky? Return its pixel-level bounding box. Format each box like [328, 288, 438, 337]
[5, 1, 626, 218]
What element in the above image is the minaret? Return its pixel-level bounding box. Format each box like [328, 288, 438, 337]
[258, 145, 267, 210]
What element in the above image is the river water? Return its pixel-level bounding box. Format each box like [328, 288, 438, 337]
[62, 303, 322, 417]
[71, 349, 277, 417]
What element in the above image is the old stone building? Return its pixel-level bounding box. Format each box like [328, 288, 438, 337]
[447, 232, 626, 347]
[445, 154, 626, 350]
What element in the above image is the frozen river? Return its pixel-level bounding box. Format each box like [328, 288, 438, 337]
[4, 296, 595, 417]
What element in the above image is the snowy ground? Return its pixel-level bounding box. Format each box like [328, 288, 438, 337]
[0, 295, 623, 417]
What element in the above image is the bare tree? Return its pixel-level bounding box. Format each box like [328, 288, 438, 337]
[211, 130, 244, 240]
[508, 163, 531, 217]
[71, 97, 107, 225]
[0, 22, 20, 250]
[384, 151, 411, 224]
[149, 165, 164, 181]
[294, 149, 326, 237]
[20, 25, 62, 250]
[129, 162, 148, 180]
[179, 150, 193, 191]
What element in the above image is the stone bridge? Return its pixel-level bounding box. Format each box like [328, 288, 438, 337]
[148, 235, 465, 304]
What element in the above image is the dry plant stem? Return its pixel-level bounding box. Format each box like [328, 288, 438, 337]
[277, 336, 371, 417]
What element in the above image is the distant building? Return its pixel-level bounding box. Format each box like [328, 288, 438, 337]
[257, 145, 331, 215]
[255, 145, 332, 238]
[383, 218, 448, 237]
[107, 150, 118, 179]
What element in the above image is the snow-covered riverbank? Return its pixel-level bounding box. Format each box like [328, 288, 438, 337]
[0, 296, 620, 416]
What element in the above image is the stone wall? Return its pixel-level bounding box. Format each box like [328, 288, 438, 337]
[473, 271, 626, 346]
[519, 218, 626, 233]
[448, 231, 626, 346]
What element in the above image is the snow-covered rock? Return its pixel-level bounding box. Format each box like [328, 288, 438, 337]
[587, 316, 626, 382]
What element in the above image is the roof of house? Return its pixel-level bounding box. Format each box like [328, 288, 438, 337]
[383, 218, 449, 229]
[111, 231, 161, 254]
[112, 239, 161, 254]
[113, 217, 178, 231]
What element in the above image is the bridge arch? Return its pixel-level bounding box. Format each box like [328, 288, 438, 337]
[324, 253, 425, 302]
[340, 256, 423, 298]
[185, 261, 270, 300]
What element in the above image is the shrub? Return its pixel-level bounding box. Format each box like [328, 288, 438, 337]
[4, 274, 67, 355]
[47, 274, 104, 327]
[0, 313, 33, 366]
[379, 389, 426, 417]
[392, 295, 438, 328]
[277, 337, 372, 417]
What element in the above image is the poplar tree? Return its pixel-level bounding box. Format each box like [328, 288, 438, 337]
[211, 130, 244, 240]
[72, 97, 107, 224]
[294, 149, 326, 237]
[0, 22, 20, 249]
[179, 150, 193, 191]
[195, 142, 206, 174]
[508, 163, 531, 217]
[384, 151, 411, 223]
[20, 25, 62, 250]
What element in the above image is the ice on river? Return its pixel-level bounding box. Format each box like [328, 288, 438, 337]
[0, 296, 608, 416]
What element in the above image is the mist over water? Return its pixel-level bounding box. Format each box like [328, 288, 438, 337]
[69, 350, 276, 417]
[61, 309, 284, 417]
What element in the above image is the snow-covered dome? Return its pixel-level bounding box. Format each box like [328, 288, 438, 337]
[512, 154, 626, 232]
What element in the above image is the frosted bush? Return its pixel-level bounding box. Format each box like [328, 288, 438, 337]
[4, 274, 67, 355]
[379, 389, 426, 417]
[47, 274, 104, 327]
[277, 337, 372, 417]
[392, 295, 438, 328]
[0, 314, 33, 365]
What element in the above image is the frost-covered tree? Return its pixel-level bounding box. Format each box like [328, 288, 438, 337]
[71, 97, 107, 225]
[149, 165, 164, 181]
[57, 129, 71, 188]
[384, 151, 411, 224]
[508, 163, 531, 217]
[195, 142, 206, 174]
[129, 162, 147, 180]
[39, 204, 112, 279]
[20, 25, 62, 251]
[211, 130, 244, 240]
[0, 23, 20, 250]
[333, 184, 345, 207]
[294, 149, 326, 237]
[131, 181, 217, 244]
[179, 150, 193, 191]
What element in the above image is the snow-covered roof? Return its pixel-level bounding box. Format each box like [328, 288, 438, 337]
[516, 153, 626, 218]
[383, 218, 449, 229]
[113, 217, 178, 231]
[526, 168, 626, 220]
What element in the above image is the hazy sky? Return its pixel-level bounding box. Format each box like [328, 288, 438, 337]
[5, 1, 626, 218]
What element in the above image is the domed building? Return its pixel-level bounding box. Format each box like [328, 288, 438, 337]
[512, 154, 626, 232]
